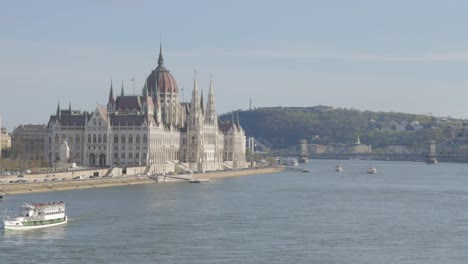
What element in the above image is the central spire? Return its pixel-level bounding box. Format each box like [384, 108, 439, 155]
[158, 42, 164, 66]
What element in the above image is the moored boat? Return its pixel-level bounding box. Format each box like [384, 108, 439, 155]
[189, 178, 210, 183]
[367, 167, 377, 174]
[3, 201, 67, 230]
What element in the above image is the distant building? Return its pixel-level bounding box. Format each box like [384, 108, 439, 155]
[348, 136, 372, 153]
[308, 144, 326, 154]
[11, 124, 47, 161]
[312, 105, 335, 112]
[410, 121, 423, 130]
[384, 145, 408, 154]
[1, 127, 11, 156]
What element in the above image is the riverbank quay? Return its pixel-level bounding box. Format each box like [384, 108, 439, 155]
[0, 167, 283, 196]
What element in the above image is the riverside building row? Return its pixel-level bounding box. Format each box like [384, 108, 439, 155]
[45, 47, 247, 172]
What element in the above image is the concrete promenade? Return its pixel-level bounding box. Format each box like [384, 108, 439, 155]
[0, 167, 283, 196]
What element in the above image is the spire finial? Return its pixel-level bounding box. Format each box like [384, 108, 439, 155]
[69, 101, 71, 112]
[56, 101, 61, 122]
[193, 69, 198, 92]
[158, 42, 164, 66]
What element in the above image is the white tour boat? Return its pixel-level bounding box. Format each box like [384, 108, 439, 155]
[367, 167, 377, 174]
[3, 201, 67, 231]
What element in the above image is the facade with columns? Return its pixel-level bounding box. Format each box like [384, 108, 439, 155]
[45, 47, 247, 172]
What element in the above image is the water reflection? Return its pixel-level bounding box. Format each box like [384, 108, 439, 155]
[3, 225, 67, 243]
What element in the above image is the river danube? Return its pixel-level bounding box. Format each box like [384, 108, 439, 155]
[2, 160, 468, 263]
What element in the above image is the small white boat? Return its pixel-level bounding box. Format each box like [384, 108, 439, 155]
[3, 201, 67, 230]
[335, 165, 343, 172]
[367, 167, 377, 174]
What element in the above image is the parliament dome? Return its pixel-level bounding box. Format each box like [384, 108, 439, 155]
[146, 46, 178, 94]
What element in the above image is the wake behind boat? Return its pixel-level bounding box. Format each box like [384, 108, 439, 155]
[3, 201, 67, 231]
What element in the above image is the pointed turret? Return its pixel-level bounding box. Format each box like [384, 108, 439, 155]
[121, 81, 124, 96]
[206, 74, 217, 124]
[192, 70, 199, 98]
[143, 81, 153, 121]
[158, 42, 164, 67]
[56, 101, 61, 123]
[189, 70, 203, 127]
[107, 80, 115, 112]
[109, 80, 114, 102]
[69, 101, 71, 112]
[200, 89, 204, 114]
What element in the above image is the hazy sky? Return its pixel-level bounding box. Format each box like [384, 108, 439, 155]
[2, 0, 468, 130]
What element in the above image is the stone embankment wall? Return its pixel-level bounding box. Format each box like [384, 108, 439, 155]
[0, 167, 283, 195]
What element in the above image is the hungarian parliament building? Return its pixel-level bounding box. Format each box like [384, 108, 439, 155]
[45, 46, 247, 172]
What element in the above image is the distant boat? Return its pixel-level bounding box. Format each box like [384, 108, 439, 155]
[335, 165, 343, 172]
[302, 169, 310, 173]
[367, 167, 377, 174]
[189, 172, 210, 183]
[189, 178, 210, 183]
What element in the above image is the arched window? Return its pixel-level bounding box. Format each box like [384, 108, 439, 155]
[93, 135, 97, 143]
[143, 135, 147, 144]
[129, 135, 133, 144]
[76, 135, 80, 144]
[114, 135, 118, 144]
[136, 134, 140, 144]
[88, 135, 91, 143]
[55, 135, 59, 144]
[98, 135, 102, 143]
[121, 135, 126, 144]
[103, 135, 107, 143]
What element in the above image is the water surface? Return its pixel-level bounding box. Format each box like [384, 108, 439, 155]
[2, 160, 468, 263]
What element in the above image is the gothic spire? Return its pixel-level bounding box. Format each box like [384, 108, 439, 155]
[121, 81, 124, 96]
[69, 101, 71, 112]
[206, 74, 217, 123]
[108, 79, 115, 103]
[158, 42, 164, 66]
[191, 70, 200, 106]
[231, 113, 235, 127]
[56, 101, 61, 122]
[200, 89, 204, 114]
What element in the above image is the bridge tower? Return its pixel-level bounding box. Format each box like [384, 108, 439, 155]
[299, 139, 309, 163]
[425, 140, 438, 164]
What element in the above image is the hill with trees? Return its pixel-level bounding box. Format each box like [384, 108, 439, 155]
[220, 106, 460, 150]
